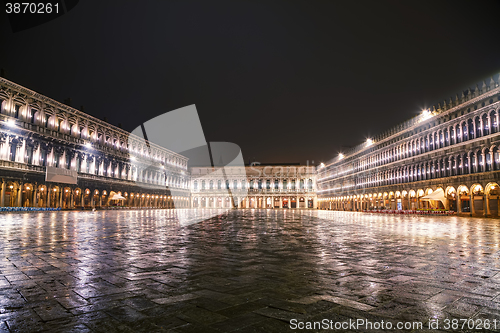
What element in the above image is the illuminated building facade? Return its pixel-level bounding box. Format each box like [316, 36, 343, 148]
[0, 77, 190, 209]
[190, 164, 317, 209]
[317, 76, 500, 217]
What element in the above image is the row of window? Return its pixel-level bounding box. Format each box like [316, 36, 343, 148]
[193, 179, 314, 190]
[0, 97, 187, 169]
[3, 140, 186, 187]
[320, 147, 500, 193]
[320, 108, 499, 182]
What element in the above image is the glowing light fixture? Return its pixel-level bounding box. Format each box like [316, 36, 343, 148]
[338, 153, 344, 160]
[420, 109, 433, 121]
[366, 138, 373, 146]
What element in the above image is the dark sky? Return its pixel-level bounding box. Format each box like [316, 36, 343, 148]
[2, 0, 500, 165]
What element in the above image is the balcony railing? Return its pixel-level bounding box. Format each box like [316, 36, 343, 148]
[0, 159, 45, 173]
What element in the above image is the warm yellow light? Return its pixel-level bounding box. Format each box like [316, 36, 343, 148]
[338, 153, 344, 159]
[366, 138, 373, 146]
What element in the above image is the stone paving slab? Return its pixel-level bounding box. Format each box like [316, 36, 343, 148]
[1, 210, 500, 332]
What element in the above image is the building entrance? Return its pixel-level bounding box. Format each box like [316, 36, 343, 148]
[282, 198, 288, 208]
[274, 198, 280, 208]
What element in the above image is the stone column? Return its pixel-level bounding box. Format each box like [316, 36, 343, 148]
[0, 181, 5, 207]
[47, 186, 51, 207]
[485, 194, 491, 217]
[33, 185, 37, 207]
[490, 151, 495, 171]
[17, 184, 23, 207]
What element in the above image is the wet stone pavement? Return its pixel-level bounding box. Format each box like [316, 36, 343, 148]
[1, 209, 500, 332]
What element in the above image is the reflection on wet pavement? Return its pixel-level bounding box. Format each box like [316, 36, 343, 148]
[1, 209, 500, 332]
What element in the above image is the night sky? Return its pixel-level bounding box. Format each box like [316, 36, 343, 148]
[2, 0, 500, 165]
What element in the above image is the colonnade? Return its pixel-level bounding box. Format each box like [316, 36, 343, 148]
[192, 195, 316, 209]
[0, 180, 190, 209]
[319, 182, 500, 217]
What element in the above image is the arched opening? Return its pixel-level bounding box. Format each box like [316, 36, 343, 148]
[484, 148, 492, 172]
[73, 188, 82, 208]
[50, 186, 60, 208]
[456, 155, 463, 175]
[388, 191, 395, 210]
[92, 190, 100, 208]
[490, 110, 498, 134]
[84, 189, 91, 208]
[416, 189, 424, 209]
[458, 185, 470, 213]
[482, 113, 489, 136]
[475, 116, 481, 138]
[471, 184, 484, 216]
[37, 185, 47, 208]
[422, 188, 432, 210]
[308, 197, 314, 208]
[477, 150, 484, 173]
[282, 197, 289, 209]
[22, 183, 33, 207]
[401, 190, 408, 210]
[446, 187, 457, 212]
[493, 146, 500, 170]
[62, 187, 72, 209]
[467, 118, 474, 140]
[101, 190, 108, 207]
[486, 183, 500, 217]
